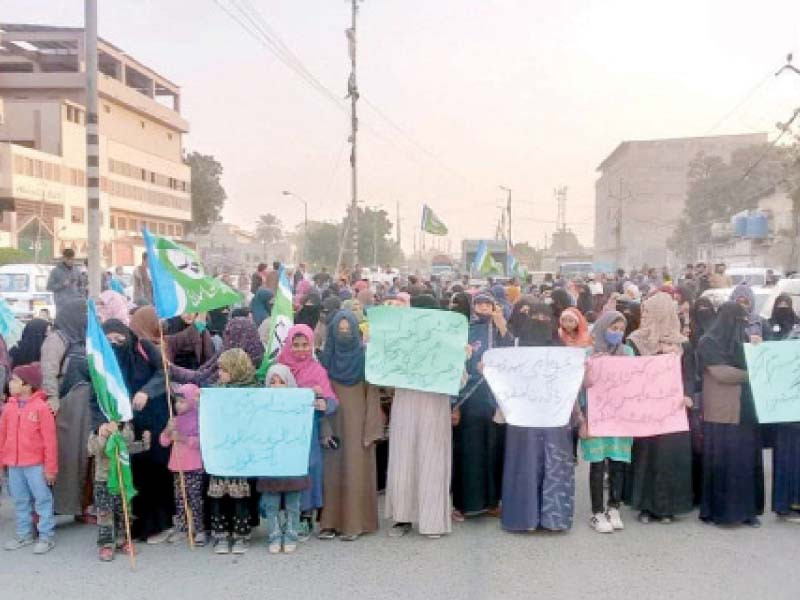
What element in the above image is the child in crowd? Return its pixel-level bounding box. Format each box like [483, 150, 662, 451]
[258, 364, 310, 555]
[160, 383, 205, 547]
[208, 348, 257, 555]
[88, 420, 151, 561]
[0, 364, 58, 554]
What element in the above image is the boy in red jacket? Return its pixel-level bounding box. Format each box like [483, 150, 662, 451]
[0, 363, 58, 554]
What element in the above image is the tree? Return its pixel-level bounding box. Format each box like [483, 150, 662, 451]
[185, 151, 226, 231]
[304, 221, 342, 269]
[356, 206, 402, 266]
[255, 213, 284, 245]
[669, 144, 791, 260]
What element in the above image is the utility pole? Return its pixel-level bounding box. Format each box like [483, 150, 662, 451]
[500, 186, 511, 252]
[85, 0, 101, 297]
[396, 200, 401, 247]
[346, 0, 361, 267]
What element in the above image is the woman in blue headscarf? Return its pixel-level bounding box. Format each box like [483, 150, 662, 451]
[250, 288, 273, 328]
[490, 284, 512, 319]
[452, 292, 513, 521]
[318, 309, 384, 540]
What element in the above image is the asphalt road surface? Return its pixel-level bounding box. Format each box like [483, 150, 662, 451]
[1, 457, 798, 600]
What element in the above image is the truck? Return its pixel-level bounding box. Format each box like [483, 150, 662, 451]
[430, 254, 456, 279]
[461, 239, 509, 279]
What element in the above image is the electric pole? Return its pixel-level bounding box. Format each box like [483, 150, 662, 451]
[85, 0, 101, 297]
[346, 0, 361, 267]
[500, 186, 511, 252]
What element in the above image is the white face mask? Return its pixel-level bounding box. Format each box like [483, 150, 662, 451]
[544, 298, 553, 305]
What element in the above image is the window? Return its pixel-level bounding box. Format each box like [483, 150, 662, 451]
[167, 132, 173, 141]
[66, 105, 74, 122]
[71, 206, 85, 224]
[118, 217, 127, 231]
[140, 121, 145, 129]
[141, 168, 147, 181]
[150, 172, 156, 184]
[104, 104, 111, 114]
[0, 274, 29, 292]
[157, 222, 166, 235]
[110, 215, 116, 230]
[175, 224, 183, 237]
[129, 218, 137, 232]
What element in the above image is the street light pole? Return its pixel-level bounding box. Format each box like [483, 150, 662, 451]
[282, 190, 308, 265]
[500, 185, 511, 253]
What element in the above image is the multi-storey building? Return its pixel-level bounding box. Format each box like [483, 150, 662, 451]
[594, 133, 767, 271]
[0, 23, 191, 265]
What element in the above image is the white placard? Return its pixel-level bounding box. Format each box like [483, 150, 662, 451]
[482, 346, 585, 427]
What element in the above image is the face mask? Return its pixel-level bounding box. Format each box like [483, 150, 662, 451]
[773, 307, 795, 325]
[604, 330, 624, 346]
[544, 298, 553, 305]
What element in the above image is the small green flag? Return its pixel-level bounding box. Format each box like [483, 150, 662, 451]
[106, 432, 137, 503]
[421, 204, 448, 236]
[256, 268, 294, 381]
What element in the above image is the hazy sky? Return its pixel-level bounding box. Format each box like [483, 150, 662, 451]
[5, 1, 800, 254]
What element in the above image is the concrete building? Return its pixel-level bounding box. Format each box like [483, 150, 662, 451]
[0, 24, 191, 265]
[189, 222, 295, 275]
[697, 188, 798, 272]
[594, 133, 767, 271]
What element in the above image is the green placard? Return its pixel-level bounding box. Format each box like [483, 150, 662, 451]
[744, 341, 800, 424]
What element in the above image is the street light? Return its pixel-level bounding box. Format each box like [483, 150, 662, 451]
[281, 190, 308, 265]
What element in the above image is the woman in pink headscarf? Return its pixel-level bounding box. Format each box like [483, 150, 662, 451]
[293, 279, 312, 309]
[97, 290, 130, 325]
[277, 324, 338, 540]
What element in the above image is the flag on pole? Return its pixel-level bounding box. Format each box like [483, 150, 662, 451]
[506, 253, 524, 278]
[473, 240, 503, 276]
[421, 204, 448, 236]
[256, 268, 294, 380]
[86, 299, 137, 502]
[142, 228, 241, 319]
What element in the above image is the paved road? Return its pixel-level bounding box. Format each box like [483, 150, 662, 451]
[0, 457, 798, 600]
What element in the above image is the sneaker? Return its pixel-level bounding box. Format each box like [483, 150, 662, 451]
[297, 517, 313, 542]
[660, 516, 673, 524]
[193, 532, 207, 547]
[782, 513, 800, 524]
[283, 542, 297, 554]
[607, 508, 624, 530]
[425, 534, 442, 539]
[637, 511, 651, 524]
[388, 522, 412, 538]
[213, 537, 230, 555]
[744, 517, 762, 528]
[268, 541, 281, 554]
[4, 537, 35, 551]
[167, 530, 187, 544]
[33, 539, 55, 554]
[318, 528, 337, 540]
[231, 538, 248, 554]
[146, 528, 173, 545]
[99, 546, 114, 562]
[590, 512, 613, 533]
[339, 534, 360, 542]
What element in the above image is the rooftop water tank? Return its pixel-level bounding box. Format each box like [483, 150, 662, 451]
[745, 211, 768, 239]
[731, 211, 748, 237]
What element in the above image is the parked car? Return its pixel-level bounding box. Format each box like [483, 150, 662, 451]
[701, 286, 772, 316]
[759, 278, 800, 320]
[0, 263, 56, 321]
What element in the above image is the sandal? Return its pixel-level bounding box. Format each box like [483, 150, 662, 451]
[99, 546, 114, 562]
[318, 528, 337, 540]
[452, 510, 465, 523]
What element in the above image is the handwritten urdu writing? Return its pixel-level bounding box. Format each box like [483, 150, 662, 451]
[744, 341, 800, 423]
[199, 388, 315, 477]
[586, 354, 688, 437]
[365, 307, 468, 395]
[482, 347, 585, 427]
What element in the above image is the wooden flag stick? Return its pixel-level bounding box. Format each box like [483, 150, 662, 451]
[115, 449, 136, 570]
[157, 319, 195, 549]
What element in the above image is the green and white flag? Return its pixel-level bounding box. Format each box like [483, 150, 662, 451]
[143, 228, 241, 319]
[86, 299, 137, 502]
[421, 204, 448, 236]
[256, 268, 294, 380]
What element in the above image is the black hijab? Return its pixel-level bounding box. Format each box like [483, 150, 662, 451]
[550, 288, 572, 320]
[449, 292, 472, 320]
[769, 293, 798, 339]
[577, 285, 593, 315]
[690, 296, 716, 347]
[517, 303, 557, 347]
[411, 294, 439, 309]
[508, 295, 537, 339]
[616, 298, 641, 340]
[321, 296, 343, 325]
[697, 301, 747, 369]
[9, 318, 49, 367]
[295, 292, 322, 329]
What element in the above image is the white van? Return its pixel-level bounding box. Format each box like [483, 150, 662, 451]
[0, 263, 56, 321]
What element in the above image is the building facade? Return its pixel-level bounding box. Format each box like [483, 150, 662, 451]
[594, 133, 767, 271]
[0, 24, 191, 265]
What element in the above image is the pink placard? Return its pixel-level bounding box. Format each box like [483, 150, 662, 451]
[586, 354, 689, 437]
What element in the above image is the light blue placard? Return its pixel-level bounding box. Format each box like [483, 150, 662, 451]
[199, 387, 315, 477]
[744, 341, 800, 424]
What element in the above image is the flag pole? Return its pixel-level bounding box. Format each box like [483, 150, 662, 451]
[115, 448, 136, 570]
[157, 320, 195, 550]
